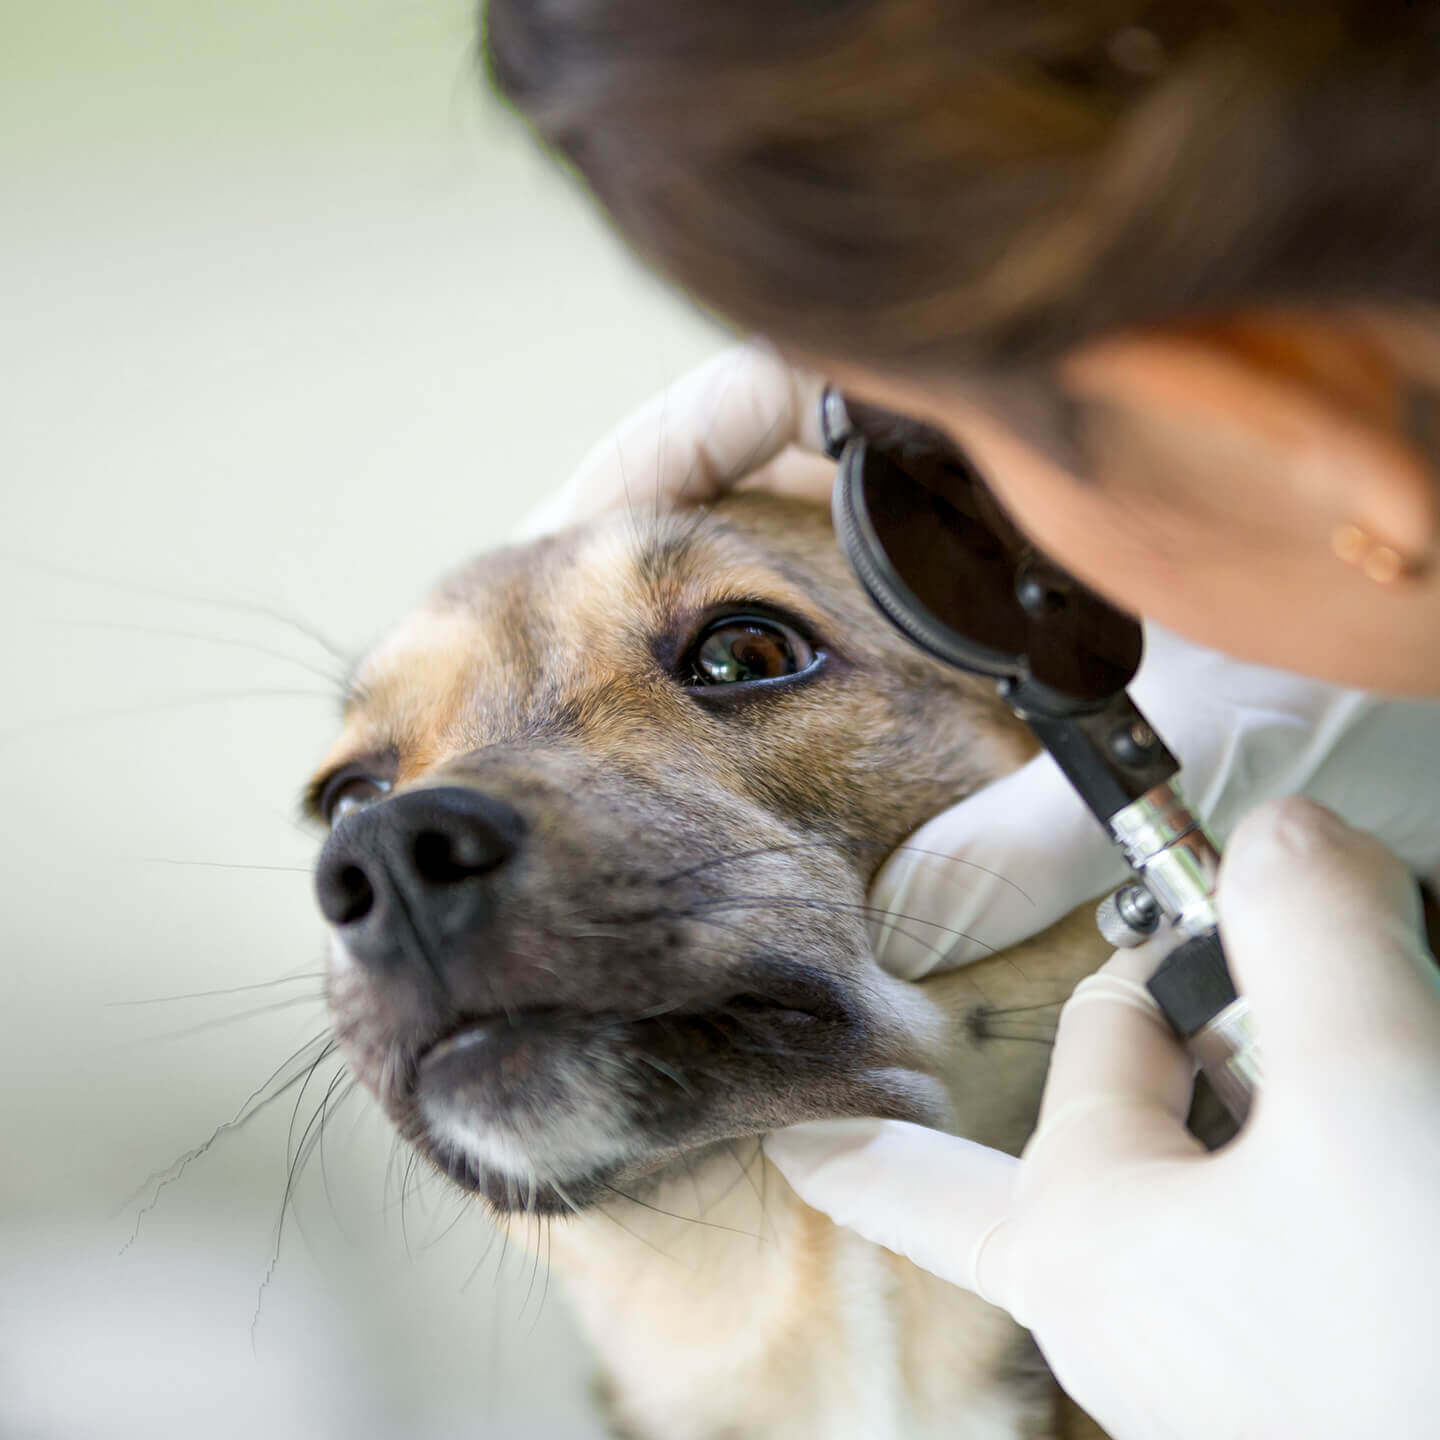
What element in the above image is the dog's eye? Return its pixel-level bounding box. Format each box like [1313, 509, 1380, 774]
[320, 771, 392, 826]
[685, 616, 815, 686]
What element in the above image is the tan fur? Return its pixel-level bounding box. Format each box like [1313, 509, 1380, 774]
[308, 493, 1111, 1439]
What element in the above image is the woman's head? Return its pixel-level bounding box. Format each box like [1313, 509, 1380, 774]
[486, 1, 1440, 692]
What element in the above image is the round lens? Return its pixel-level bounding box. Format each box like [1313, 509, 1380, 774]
[834, 437, 1142, 707]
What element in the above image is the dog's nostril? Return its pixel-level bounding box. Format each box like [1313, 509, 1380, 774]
[315, 849, 377, 927]
[333, 864, 375, 924]
[412, 825, 507, 886]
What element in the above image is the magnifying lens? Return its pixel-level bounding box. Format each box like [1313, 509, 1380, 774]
[824, 391, 1260, 1123]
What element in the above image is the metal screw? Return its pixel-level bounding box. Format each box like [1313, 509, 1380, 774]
[1096, 883, 1161, 947]
[1015, 561, 1070, 619]
[1110, 718, 1159, 767]
[819, 388, 853, 459]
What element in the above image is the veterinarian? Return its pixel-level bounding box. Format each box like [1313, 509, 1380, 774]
[485, 5, 1440, 1435]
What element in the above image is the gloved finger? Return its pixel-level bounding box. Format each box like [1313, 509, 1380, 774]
[764, 1118, 1016, 1297]
[515, 343, 826, 539]
[869, 751, 1129, 976]
[1025, 942, 1200, 1177]
[732, 446, 835, 504]
[1219, 797, 1439, 1087]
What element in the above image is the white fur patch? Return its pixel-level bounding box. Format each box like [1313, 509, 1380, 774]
[420, 1085, 636, 1188]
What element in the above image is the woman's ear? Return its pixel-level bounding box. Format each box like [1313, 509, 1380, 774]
[1063, 313, 1440, 579]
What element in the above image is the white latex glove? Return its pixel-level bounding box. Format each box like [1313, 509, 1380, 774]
[514, 342, 827, 540]
[767, 799, 1440, 1440]
[873, 631, 1440, 976]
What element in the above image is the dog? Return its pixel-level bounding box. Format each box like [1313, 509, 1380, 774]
[306, 486, 1112, 1439]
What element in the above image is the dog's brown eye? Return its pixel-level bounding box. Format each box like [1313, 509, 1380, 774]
[686, 616, 815, 686]
[320, 772, 392, 826]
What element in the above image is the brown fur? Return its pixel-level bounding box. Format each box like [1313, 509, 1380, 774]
[308, 492, 1110, 1438]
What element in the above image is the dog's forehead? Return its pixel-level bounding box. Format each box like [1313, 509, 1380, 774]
[318, 499, 851, 777]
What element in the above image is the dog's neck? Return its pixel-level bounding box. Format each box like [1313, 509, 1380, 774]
[545, 1147, 1047, 1440]
[521, 919, 1111, 1440]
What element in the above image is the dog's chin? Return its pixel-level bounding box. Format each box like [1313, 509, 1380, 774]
[403, 1010, 950, 1218]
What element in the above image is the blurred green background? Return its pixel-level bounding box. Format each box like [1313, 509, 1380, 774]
[0, 3, 721, 1435]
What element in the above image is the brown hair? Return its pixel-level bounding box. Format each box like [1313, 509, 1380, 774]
[484, 1, 1440, 381]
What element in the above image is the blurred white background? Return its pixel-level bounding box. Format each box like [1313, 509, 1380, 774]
[1, 2, 721, 1435]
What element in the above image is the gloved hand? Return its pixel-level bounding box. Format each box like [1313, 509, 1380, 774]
[519, 345, 1440, 974]
[767, 799, 1440, 1440]
[514, 342, 827, 540]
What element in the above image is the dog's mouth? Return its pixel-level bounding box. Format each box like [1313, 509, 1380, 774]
[387, 979, 888, 1216]
[418, 993, 831, 1075]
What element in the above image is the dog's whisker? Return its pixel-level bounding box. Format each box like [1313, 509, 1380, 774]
[977, 999, 1069, 1017]
[602, 1183, 765, 1243]
[638, 912, 931, 1020]
[136, 858, 314, 876]
[546, 1179, 586, 1221]
[520, 1213, 547, 1321]
[533, 1217, 555, 1335]
[675, 894, 999, 955]
[601, 902, 957, 976]
[677, 1145, 707, 1221]
[758, 1135, 773, 1247]
[284, 1059, 350, 1253]
[419, 1182, 475, 1256]
[729, 1139, 766, 1218]
[630, 1052, 695, 1096]
[308, 1069, 354, 1226]
[625, 996, 700, 1022]
[657, 838, 1033, 906]
[253, 1042, 343, 1346]
[645, 901, 953, 972]
[380, 1132, 406, 1232]
[973, 1030, 1058, 1047]
[121, 994, 327, 1047]
[459, 1211, 506, 1294]
[695, 1138, 765, 1216]
[316, 1075, 361, 1238]
[590, 1193, 692, 1270]
[6, 550, 355, 665]
[491, 1192, 514, 1286]
[0, 688, 335, 751]
[285, 1040, 343, 1174]
[108, 972, 326, 1007]
[116, 1029, 334, 1237]
[965, 1003, 1066, 1048]
[399, 1151, 421, 1260]
[36, 618, 347, 687]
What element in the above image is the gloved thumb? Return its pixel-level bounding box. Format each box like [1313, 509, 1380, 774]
[764, 1117, 1016, 1298]
[514, 343, 825, 540]
[1219, 797, 1437, 1089]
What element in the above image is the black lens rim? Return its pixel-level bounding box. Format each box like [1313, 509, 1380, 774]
[831, 437, 1027, 682]
[832, 432, 1147, 712]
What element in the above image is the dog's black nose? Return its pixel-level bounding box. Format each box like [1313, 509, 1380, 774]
[314, 786, 523, 966]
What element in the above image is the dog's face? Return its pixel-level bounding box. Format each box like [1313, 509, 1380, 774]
[307, 494, 1031, 1216]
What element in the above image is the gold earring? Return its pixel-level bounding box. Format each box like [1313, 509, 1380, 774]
[1331, 524, 1417, 585]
